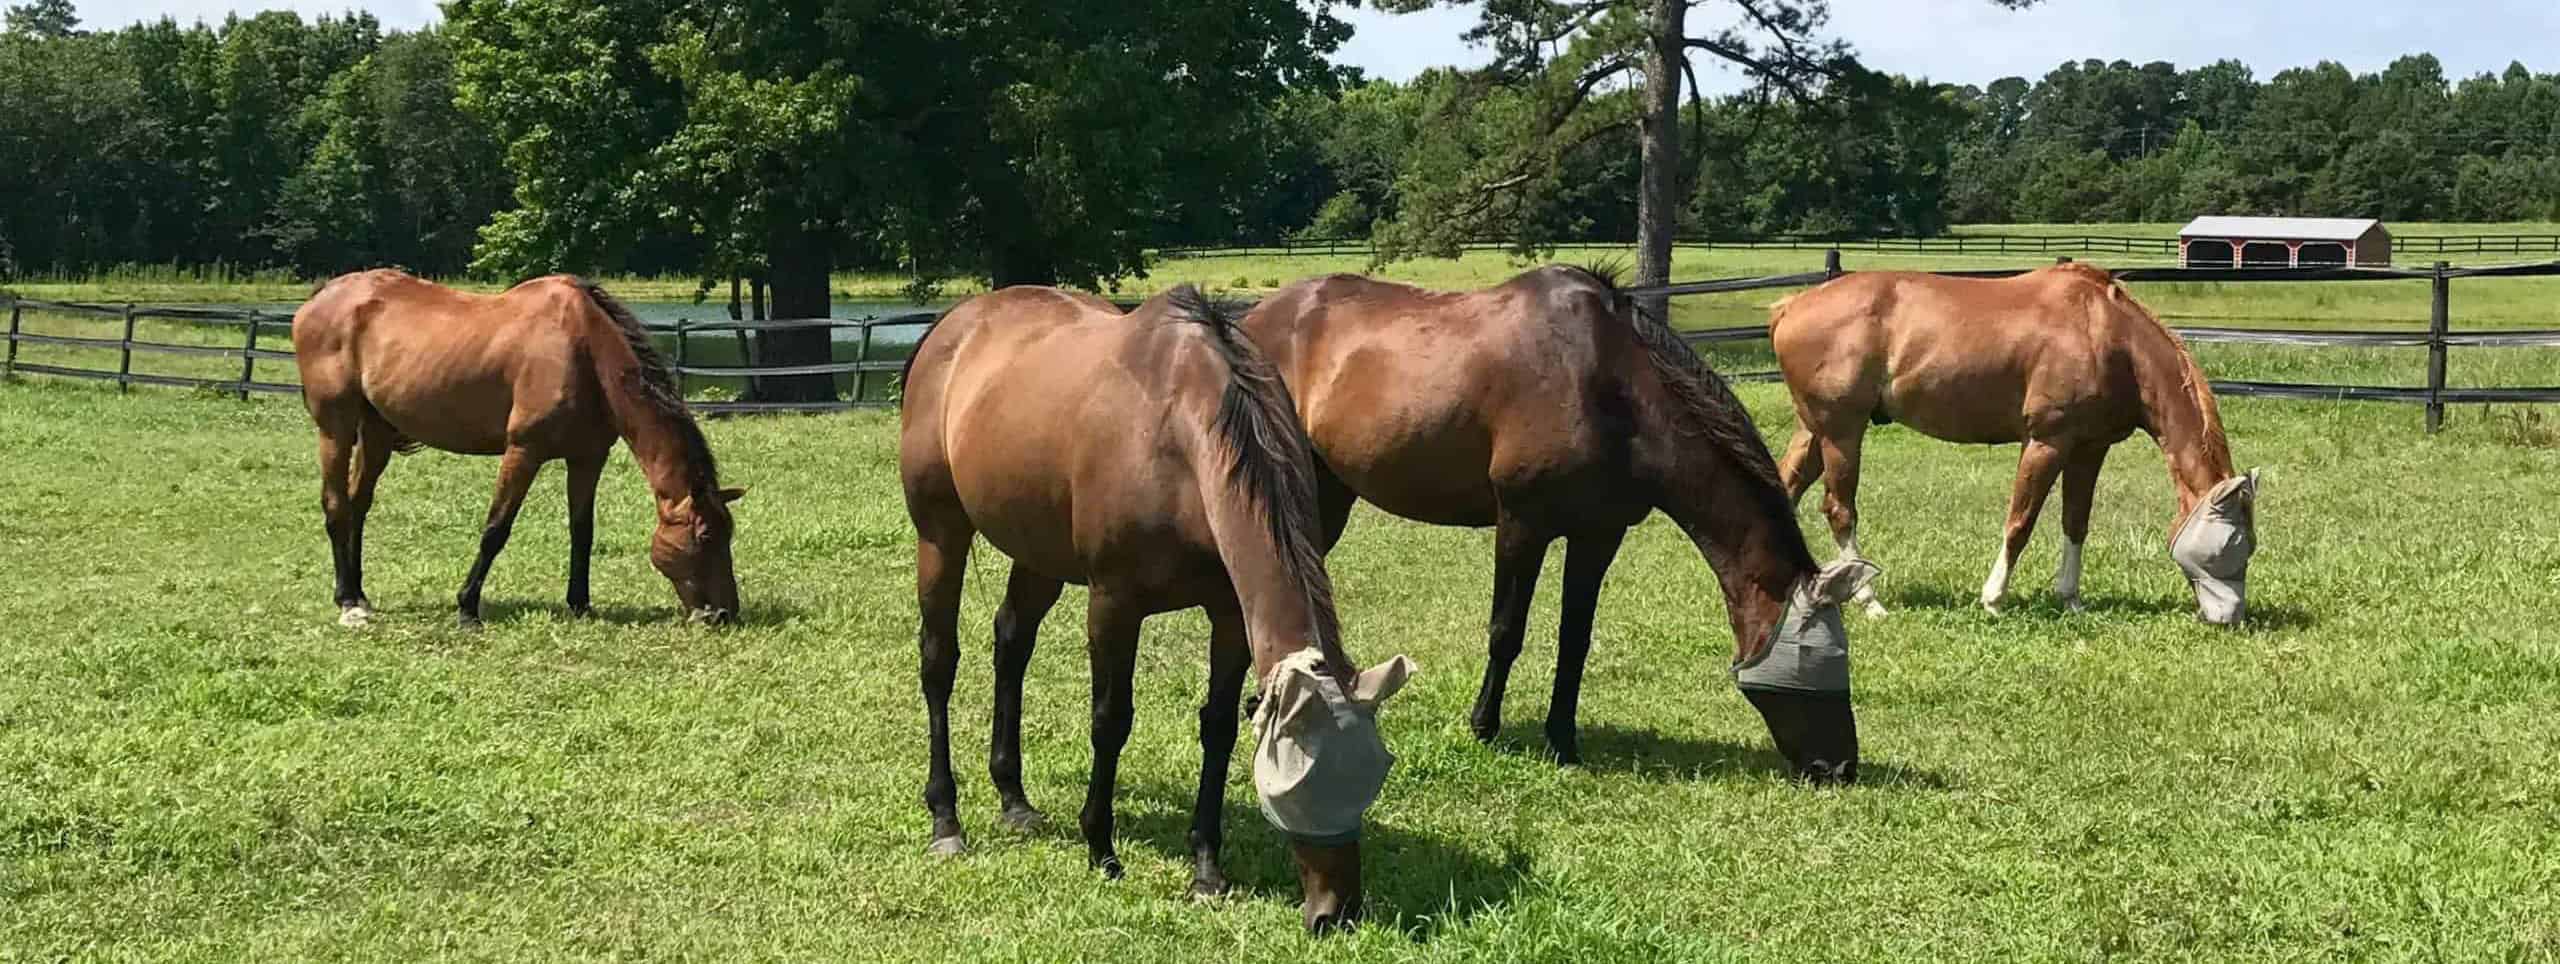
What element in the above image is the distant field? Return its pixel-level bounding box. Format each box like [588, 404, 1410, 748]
[14, 239, 2560, 404]
[1953, 222, 2560, 239]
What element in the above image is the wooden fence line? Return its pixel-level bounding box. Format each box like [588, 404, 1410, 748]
[10, 253, 2560, 430]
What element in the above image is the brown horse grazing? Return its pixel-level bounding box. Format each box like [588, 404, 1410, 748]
[1768, 262, 2259, 624]
[1240, 265, 1878, 780]
[900, 284, 1418, 933]
[292, 270, 745, 628]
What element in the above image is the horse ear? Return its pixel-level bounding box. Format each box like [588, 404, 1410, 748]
[718, 487, 748, 504]
[1351, 655, 1418, 705]
[1809, 559, 1882, 606]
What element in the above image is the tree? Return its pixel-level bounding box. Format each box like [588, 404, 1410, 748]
[1366, 0, 2037, 316]
[451, 0, 1347, 401]
[3, 0, 75, 37]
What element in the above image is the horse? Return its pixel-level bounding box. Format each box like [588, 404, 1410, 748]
[1239, 265, 1877, 780]
[291, 269, 745, 628]
[899, 283, 1418, 933]
[1768, 262, 2259, 624]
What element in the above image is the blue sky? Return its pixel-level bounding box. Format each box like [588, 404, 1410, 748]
[62, 0, 2560, 91]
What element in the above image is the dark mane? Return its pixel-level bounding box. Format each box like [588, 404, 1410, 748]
[572, 277, 720, 491]
[1161, 284, 1342, 654]
[1560, 264, 1812, 567]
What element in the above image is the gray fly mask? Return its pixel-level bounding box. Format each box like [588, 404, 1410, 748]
[1251, 649, 1418, 846]
[1732, 559, 1881, 695]
[2172, 470, 2259, 625]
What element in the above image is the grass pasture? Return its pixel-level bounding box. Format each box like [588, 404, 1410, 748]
[5, 364, 2560, 959]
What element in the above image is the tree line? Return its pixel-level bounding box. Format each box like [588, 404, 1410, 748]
[5, 0, 2560, 294]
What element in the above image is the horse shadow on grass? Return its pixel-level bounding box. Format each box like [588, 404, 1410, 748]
[1883, 584, 2316, 630]
[460, 597, 812, 629]
[1491, 722, 1953, 790]
[1108, 779, 1534, 941]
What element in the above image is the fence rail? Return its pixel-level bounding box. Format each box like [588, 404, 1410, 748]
[10, 252, 2560, 430]
[1156, 232, 2560, 261]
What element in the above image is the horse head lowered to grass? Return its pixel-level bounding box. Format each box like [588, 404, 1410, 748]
[899, 283, 1418, 933]
[1769, 261, 2259, 624]
[292, 270, 745, 628]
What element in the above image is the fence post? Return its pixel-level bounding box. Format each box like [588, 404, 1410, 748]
[2057, 255, 2073, 265]
[2426, 261, 2450, 434]
[238, 314, 260, 401]
[1824, 248, 1842, 280]
[673, 319, 689, 399]
[118, 303, 137, 393]
[852, 319, 873, 404]
[4, 298, 20, 379]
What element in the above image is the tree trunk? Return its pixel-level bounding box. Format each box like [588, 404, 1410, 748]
[1634, 0, 1687, 323]
[752, 226, 836, 404]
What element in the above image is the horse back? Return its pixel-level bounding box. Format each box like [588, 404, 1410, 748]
[293, 270, 596, 454]
[901, 287, 1230, 591]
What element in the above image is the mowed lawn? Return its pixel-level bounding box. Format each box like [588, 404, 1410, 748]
[4, 371, 2558, 961]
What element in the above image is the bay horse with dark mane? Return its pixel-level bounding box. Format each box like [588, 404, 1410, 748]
[1769, 262, 2259, 623]
[292, 270, 745, 627]
[900, 284, 1417, 933]
[1240, 265, 1877, 780]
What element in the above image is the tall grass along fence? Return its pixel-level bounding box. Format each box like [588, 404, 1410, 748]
[9, 253, 2560, 432]
[1156, 233, 2560, 260]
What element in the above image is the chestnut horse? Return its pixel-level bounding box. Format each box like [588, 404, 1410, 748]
[1769, 262, 2259, 623]
[900, 284, 1416, 933]
[1241, 265, 1877, 780]
[292, 270, 745, 627]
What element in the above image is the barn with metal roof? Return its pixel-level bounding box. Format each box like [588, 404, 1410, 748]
[2178, 216, 2391, 268]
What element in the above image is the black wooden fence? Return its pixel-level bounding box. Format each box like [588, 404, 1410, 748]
[9, 252, 2560, 431]
[1156, 233, 2560, 261]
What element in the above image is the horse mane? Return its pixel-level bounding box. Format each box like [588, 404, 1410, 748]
[1560, 264, 1812, 566]
[2054, 265, 2233, 461]
[1161, 283, 1341, 654]
[572, 277, 721, 491]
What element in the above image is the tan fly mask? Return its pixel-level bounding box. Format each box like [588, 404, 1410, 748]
[1251, 649, 1420, 845]
[1732, 560, 1882, 695]
[2173, 471, 2259, 625]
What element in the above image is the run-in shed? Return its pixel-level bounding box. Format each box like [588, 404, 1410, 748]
[2178, 216, 2392, 268]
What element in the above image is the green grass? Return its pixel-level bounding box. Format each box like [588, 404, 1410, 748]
[5, 366, 2560, 960]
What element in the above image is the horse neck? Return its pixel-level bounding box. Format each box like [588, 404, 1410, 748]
[1654, 451, 1818, 659]
[2128, 326, 2237, 523]
[1193, 462, 1347, 681]
[586, 328, 706, 507]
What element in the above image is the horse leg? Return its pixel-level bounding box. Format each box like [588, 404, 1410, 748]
[1080, 591, 1144, 878]
[455, 446, 543, 627]
[1468, 516, 1552, 744]
[1982, 439, 2068, 613]
[313, 411, 367, 626]
[915, 523, 974, 855]
[342, 413, 398, 620]
[1188, 596, 1251, 897]
[1814, 427, 1887, 617]
[563, 455, 604, 618]
[2055, 447, 2106, 613]
[1543, 527, 1625, 765]
[990, 562, 1064, 832]
[1778, 427, 1824, 505]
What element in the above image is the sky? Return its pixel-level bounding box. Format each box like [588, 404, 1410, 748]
[60, 0, 2560, 91]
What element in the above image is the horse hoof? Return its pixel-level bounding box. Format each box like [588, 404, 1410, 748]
[926, 834, 969, 857]
[566, 605, 595, 620]
[337, 606, 372, 628]
[2062, 598, 2086, 614]
[1545, 730, 1582, 766]
[1092, 854, 1124, 880]
[997, 806, 1047, 833]
[1861, 601, 1891, 619]
[1190, 874, 1233, 900]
